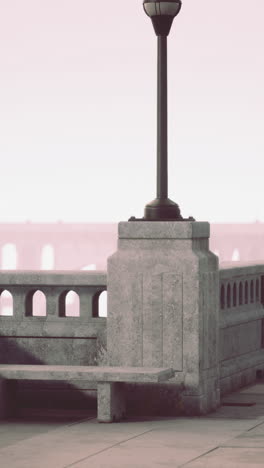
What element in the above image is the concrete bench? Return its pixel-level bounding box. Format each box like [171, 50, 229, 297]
[0, 365, 175, 422]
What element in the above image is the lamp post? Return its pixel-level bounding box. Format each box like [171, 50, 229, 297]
[135, 0, 184, 221]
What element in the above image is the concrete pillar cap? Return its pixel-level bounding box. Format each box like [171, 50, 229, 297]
[118, 221, 210, 240]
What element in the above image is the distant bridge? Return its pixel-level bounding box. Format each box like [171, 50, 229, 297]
[0, 223, 117, 270]
[210, 222, 264, 263]
[0, 222, 264, 270]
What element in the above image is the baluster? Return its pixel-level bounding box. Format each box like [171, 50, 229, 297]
[256, 278, 260, 303]
[220, 284, 225, 309]
[46, 289, 60, 319]
[79, 288, 96, 320]
[245, 281, 249, 305]
[250, 279, 254, 304]
[239, 282, 243, 306]
[232, 282, 237, 308]
[12, 288, 28, 319]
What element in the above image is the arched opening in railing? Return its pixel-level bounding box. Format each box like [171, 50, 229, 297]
[92, 290, 107, 317]
[41, 244, 55, 270]
[99, 290, 107, 317]
[32, 290, 46, 316]
[239, 282, 243, 305]
[233, 283, 237, 307]
[1, 243, 17, 269]
[59, 290, 80, 317]
[0, 290, 13, 316]
[220, 285, 225, 309]
[245, 281, 248, 304]
[25, 290, 46, 316]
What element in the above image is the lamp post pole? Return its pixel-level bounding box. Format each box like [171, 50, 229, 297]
[157, 34, 168, 201]
[137, 0, 184, 221]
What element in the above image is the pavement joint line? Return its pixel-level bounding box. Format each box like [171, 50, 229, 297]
[196, 417, 261, 422]
[178, 446, 220, 467]
[221, 444, 264, 448]
[246, 420, 264, 432]
[177, 418, 264, 467]
[63, 416, 97, 427]
[62, 427, 155, 468]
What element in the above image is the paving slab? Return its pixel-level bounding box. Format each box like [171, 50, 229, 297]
[222, 422, 264, 448]
[70, 445, 202, 468]
[205, 389, 264, 420]
[1, 382, 264, 468]
[205, 405, 264, 420]
[0, 411, 96, 448]
[183, 447, 264, 467]
[69, 418, 261, 468]
[240, 384, 264, 394]
[0, 418, 156, 468]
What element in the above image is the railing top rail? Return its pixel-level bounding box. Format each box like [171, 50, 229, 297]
[220, 262, 264, 280]
[0, 270, 107, 286]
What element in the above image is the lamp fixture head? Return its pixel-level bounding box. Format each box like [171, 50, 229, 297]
[143, 0, 182, 36]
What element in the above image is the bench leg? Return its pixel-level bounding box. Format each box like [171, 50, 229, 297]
[0, 380, 18, 419]
[97, 382, 126, 423]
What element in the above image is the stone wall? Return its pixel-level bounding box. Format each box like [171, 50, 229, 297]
[2, 248, 264, 415]
[219, 264, 264, 395]
[0, 271, 107, 409]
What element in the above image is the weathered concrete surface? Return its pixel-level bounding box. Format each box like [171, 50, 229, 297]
[0, 365, 175, 383]
[0, 270, 108, 412]
[0, 365, 175, 423]
[0, 270, 107, 287]
[107, 221, 219, 416]
[1, 382, 264, 467]
[97, 382, 126, 422]
[219, 264, 264, 395]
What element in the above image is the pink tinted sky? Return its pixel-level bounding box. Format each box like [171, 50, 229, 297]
[0, 0, 263, 223]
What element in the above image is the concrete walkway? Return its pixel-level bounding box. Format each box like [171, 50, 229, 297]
[1, 382, 264, 467]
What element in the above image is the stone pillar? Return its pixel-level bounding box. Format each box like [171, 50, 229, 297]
[107, 221, 220, 416]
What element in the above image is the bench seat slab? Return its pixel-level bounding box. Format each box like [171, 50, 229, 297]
[0, 365, 175, 423]
[0, 365, 175, 383]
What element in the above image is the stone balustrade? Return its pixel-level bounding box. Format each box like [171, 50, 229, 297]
[0, 270, 107, 362]
[0, 271, 107, 410]
[0, 270, 107, 319]
[220, 263, 263, 313]
[1, 257, 264, 415]
[219, 263, 264, 395]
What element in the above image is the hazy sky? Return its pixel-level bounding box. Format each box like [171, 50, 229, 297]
[0, 0, 264, 223]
